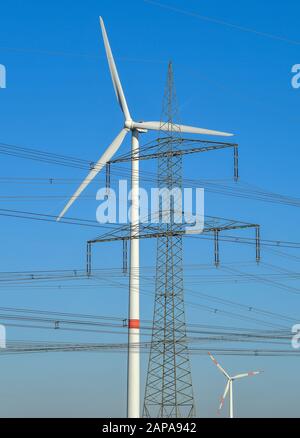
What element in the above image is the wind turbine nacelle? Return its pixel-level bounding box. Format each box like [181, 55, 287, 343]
[124, 120, 148, 133]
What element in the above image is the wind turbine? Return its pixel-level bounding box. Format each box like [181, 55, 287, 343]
[56, 17, 234, 418]
[208, 352, 262, 418]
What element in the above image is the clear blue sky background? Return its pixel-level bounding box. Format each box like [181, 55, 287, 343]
[0, 0, 299, 418]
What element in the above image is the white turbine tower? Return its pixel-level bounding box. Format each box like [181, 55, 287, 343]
[208, 352, 262, 418]
[57, 17, 234, 418]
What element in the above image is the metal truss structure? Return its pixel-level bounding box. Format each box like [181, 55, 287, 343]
[86, 217, 260, 275]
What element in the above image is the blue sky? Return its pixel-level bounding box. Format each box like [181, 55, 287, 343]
[0, 0, 299, 418]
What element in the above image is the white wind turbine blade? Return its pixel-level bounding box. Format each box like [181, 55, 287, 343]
[218, 380, 230, 413]
[132, 121, 233, 137]
[100, 17, 131, 121]
[57, 129, 128, 221]
[208, 352, 230, 379]
[232, 371, 261, 380]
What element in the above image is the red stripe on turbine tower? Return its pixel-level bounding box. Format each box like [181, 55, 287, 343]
[129, 319, 140, 329]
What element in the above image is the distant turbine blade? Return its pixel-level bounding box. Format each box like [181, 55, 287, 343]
[219, 380, 230, 412]
[57, 129, 128, 221]
[132, 121, 233, 137]
[208, 352, 230, 379]
[232, 371, 261, 380]
[100, 17, 131, 121]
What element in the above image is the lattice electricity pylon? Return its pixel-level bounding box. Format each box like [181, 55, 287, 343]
[147, 61, 190, 418]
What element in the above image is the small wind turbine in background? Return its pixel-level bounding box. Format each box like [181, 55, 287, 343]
[56, 16, 233, 418]
[208, 352, 262, 419]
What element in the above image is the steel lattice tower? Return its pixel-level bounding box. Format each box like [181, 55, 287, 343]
[143, 62, 196, 418]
